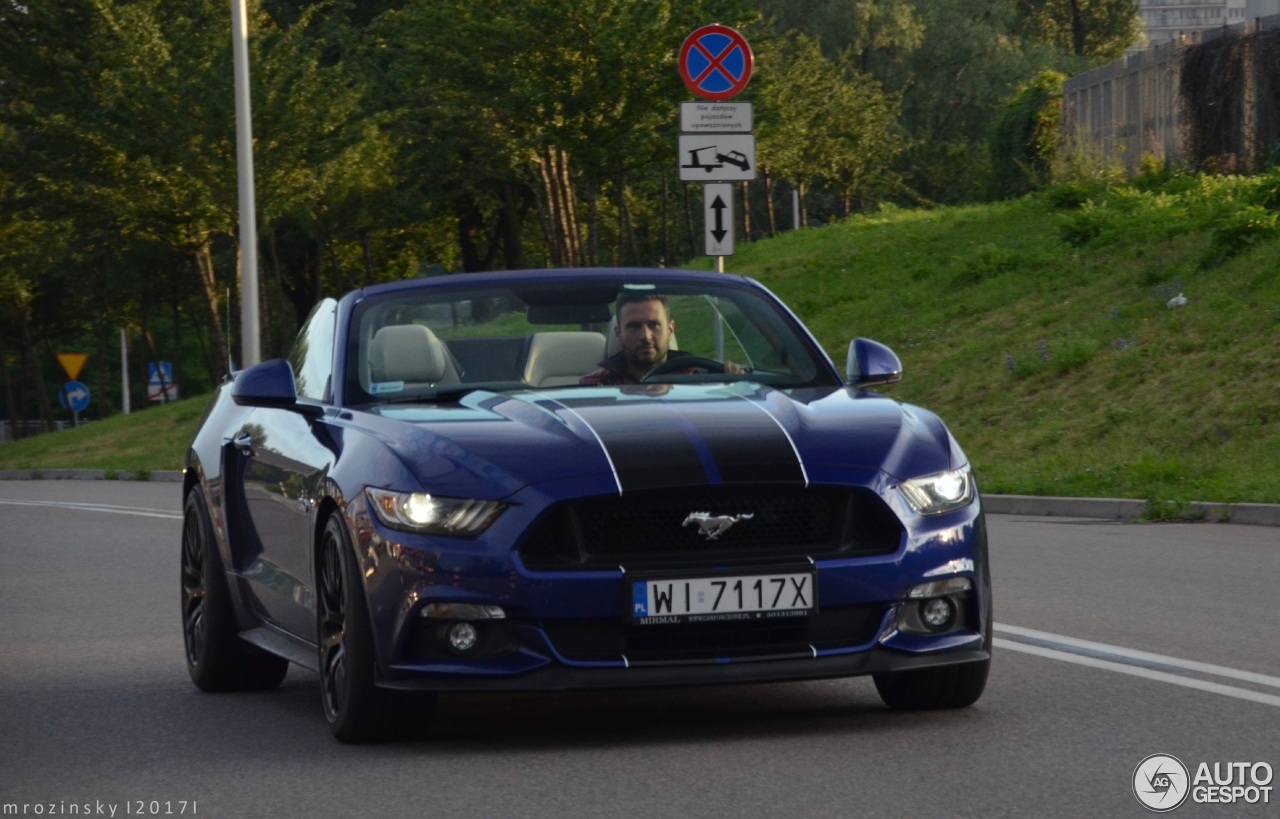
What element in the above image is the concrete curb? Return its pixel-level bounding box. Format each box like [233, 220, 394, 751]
[981, 494, 1280, 527]
[0, 470, 1276, 526]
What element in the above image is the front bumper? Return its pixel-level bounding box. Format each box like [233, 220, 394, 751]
[347, 485, 992, 691]
[379, 641, 991, 693]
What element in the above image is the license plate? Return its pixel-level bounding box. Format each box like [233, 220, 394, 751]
[630, 572, 815, 625]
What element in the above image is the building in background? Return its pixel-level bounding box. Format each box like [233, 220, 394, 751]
[1246, 0, 1280, 19]
[1137, 0, 1248, 49]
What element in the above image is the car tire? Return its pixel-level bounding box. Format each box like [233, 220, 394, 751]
[181, 488, 289, 692]
[873, 619, 993, 710]
[873, 657, 990, 710]
[317, 513, 435, 743]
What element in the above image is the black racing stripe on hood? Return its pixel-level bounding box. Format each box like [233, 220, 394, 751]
[567, 397, 804, 492]
[671, 403, 805, 485]
[571, 405, 710, 492]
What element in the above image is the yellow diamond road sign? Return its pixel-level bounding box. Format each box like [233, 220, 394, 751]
[57, 353, 88, 381]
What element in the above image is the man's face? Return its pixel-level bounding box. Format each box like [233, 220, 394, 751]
[616, 299, 675, 376]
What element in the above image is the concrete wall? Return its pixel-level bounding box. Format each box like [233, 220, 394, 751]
[1064, 13, 1280, 172]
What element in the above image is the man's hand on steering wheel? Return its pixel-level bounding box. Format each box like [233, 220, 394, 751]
[641, 356, 748, 381]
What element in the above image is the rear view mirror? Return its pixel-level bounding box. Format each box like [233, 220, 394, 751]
[526, 302, 612, 325]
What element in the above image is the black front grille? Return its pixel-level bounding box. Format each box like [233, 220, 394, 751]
[518, 486, 902, 571]
[542, 605, 883, 664]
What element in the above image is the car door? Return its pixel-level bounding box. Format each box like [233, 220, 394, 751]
[234, 300, 338, 640]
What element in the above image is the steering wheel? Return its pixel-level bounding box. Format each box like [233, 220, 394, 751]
[642, 355, 726, 381]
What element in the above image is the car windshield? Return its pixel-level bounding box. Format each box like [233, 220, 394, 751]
[344, 277, 831, 404]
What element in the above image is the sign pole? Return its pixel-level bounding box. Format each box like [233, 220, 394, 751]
[120, 328, 130, 415]
[714, 258, 725, 358]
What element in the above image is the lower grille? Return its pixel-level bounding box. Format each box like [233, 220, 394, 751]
[518, 486, 902, 571]
[541, 605, 883, 664]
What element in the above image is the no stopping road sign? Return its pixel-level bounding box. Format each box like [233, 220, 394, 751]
[679, 24, 753, 101]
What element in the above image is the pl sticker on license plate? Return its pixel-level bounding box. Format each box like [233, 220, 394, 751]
[631, 572, 815, 625]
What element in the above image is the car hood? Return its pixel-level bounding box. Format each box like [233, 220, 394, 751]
[356, 383, 961, 499]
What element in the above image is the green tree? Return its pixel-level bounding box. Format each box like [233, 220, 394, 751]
[1016, 0, 1143, 62]
[827, 53, 907, 216]
[250, 4, 401, 326]
[2, 0, 402, 390]
[371, 0, 751, 269]
[754, 0, 924, 77]
[757, 34, 836, 227]
[757, 33, 904, 225]
[893, 0, 1059, 203]
[989, 69, 1066, 198]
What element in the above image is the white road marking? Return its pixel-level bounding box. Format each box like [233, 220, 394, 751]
[995, 623, 1280, 708]
[0, 498, 182, 520]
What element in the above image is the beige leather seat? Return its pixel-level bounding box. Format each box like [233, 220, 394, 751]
[369, 325, 459, 388]
[523, 331, 607, 387]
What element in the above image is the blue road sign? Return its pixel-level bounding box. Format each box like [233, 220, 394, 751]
[148, 361, 173, 386]
[148, 361, 178, 401]
[59, 381, 91, 413]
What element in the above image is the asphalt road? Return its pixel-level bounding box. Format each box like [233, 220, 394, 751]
[1, 480, 1276, 818]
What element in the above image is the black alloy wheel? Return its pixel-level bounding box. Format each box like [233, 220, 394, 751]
[317, 517, 353, 728]
[180, 495, 210, 671]
[181, 488, 288, 691]
[317, 513, 435, 743]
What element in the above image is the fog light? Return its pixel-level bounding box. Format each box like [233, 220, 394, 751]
[919, 597, 957, 632]
[446, 621, 479, 653]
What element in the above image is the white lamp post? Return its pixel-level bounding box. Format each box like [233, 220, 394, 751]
[230, 0, 261, 368]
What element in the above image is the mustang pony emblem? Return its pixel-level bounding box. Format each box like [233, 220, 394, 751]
[682, 511, 754, 541]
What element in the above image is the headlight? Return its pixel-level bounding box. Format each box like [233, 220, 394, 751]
[365, 487, 507, 536]
[898, 466, 975, 515]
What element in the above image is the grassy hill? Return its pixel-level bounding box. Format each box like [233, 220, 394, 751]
[2, 168, 1278, 504]
[0, 395, 207, 478]
[727, 170, 1280, 505]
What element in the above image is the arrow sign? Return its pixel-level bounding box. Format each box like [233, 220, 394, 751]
[710, 193, 729, 242]
[58, 381, 91, 413]
[704, 183, 734, 256]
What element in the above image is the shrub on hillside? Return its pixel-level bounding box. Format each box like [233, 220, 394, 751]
[989, 70, 1066, 199]
[1044, 179, 1105, 210]
[1059, 205, 1112, 246]
[1200, 205, 1280, 268]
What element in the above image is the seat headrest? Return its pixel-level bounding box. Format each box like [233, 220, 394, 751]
[524, 332, 606, 387]
[370, 324, 449, 384]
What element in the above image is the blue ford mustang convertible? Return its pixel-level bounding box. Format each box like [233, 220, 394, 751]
[181, 267, 992, 742]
